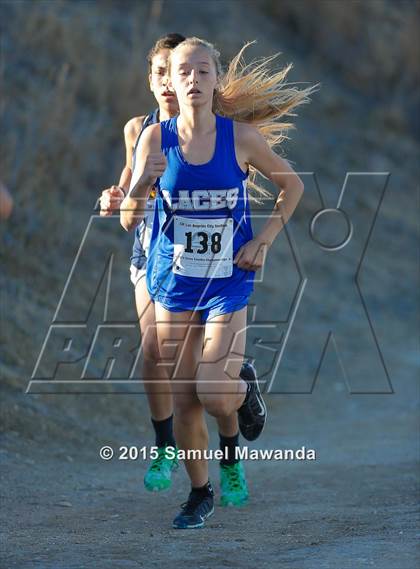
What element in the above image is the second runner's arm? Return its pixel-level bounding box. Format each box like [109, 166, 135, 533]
[120, 123, 166, 232]
[99, 118, 143, 216]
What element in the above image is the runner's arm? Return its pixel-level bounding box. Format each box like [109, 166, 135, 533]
[120, 123, 165, 232]
[99, 117, 144, 216]
[119, 117, 145, 192]
[237, 123, 304, 247]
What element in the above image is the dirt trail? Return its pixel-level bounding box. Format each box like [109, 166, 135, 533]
[1, 387, 418, 568]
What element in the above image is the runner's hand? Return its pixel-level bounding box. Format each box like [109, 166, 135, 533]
[137, 153, 167, 188]
[99, 185, 125, 217]
[233, 239, 268, 271]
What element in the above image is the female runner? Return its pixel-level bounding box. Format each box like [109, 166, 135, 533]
[100, 34, 253, 506]
[121, 37, 315, 528]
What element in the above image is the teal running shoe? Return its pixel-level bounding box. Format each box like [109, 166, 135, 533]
[219, 461, 249, 507]
[144, 446, 179, 492]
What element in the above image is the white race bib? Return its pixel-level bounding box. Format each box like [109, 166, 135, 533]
[173, 216, 233, 278]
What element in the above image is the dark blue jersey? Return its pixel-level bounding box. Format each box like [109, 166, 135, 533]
[130, 108, 159, 269]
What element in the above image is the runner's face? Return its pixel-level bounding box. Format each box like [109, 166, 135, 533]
[149, 49, 178, 111]
[170, 46, 217, 108]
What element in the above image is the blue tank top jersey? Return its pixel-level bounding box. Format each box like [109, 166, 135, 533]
[146, 113, 255, 310]
[130, 108, 160, 269]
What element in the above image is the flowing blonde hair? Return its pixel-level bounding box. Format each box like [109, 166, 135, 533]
[170, 37, 320, 203]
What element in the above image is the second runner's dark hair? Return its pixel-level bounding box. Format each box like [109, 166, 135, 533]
[147, 33, 186, 72]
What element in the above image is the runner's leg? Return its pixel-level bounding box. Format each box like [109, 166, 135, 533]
[154, 302, 209, 487]
[134, 274, 178, 492]
[135, 276, 173, 421]
[197, 306, 266, 443]
[197, 308, 251, 507]
[196, 307, 248, 416]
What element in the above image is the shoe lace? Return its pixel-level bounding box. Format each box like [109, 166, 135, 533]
[223, 465, 243, 491]
[180, 491, 207, 515]
[149, 448, 167, 472]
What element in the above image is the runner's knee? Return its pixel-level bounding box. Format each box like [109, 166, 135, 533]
[173, 393, 200, 417]
[197, 393, 233, 418]
[141, 335, 161, 364]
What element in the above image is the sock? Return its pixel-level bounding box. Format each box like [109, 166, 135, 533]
[219, 432, 240, 466]
[151, 414, 176, 448]
[191, 480, 214, 497]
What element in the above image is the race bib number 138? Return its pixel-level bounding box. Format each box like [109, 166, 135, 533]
[173, 216, 233, 278]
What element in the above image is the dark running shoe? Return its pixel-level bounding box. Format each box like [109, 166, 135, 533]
[172, 482, 215, 529]
[238, 362, 267, 441]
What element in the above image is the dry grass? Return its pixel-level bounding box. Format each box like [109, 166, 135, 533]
[0, 1, 159, 381]
[262, 0, 419, 137]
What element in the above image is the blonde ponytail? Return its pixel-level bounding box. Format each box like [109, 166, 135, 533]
[171, 38, 320, 202]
